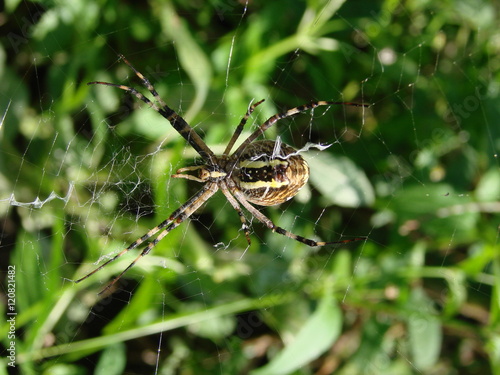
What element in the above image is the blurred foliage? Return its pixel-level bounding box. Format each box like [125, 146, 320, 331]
[1, 0, 499, 374]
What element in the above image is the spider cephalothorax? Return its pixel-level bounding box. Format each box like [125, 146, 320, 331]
[77, 55, 367, 294]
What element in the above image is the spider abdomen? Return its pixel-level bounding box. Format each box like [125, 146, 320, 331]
[231, 140, 309, 206]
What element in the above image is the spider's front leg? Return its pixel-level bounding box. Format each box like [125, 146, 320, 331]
[75, 183, 219, 294]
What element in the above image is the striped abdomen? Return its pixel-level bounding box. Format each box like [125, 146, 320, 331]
[231, 140, 309, 206]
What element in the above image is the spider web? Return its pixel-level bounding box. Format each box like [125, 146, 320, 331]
[1, 0, 499, 374]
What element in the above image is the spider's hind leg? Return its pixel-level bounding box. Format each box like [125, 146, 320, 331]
[230, 187, 366, 247]
[219, 182, 252, 245]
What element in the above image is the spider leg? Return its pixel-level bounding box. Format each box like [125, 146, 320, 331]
[88, 55, 216, 164]
[218, 181, 251, 245]
[231, 187, 366, 247]
[117, 54, 170, 111]
[231, 101, 369, 162]
[223, 99, 265, 156]
[97, 226, 173, 295]
[76, 183, 219, 294]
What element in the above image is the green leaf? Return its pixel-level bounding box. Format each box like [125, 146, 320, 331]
[407, 288, 442, 370]
[475, 167, 500, 202]
[5, 0, 22, 13]
[42, 363, 86, 375]
[95, 342, 127, 375]
[305, 151, 375, 207]
[251, 295, 342, 375]
[390, 184, 479, 244]
[154, 2, 212, 123]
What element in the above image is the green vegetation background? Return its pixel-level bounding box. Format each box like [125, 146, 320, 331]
[1, 0, 499, 374]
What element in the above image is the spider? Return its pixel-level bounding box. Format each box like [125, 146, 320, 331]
[77, 54, 367, 294]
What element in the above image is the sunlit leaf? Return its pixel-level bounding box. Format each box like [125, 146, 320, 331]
[252, 295, 342, 375]
[305, 151, 374, 207]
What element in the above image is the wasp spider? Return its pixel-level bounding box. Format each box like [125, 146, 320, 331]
[77, 55, 367, 294]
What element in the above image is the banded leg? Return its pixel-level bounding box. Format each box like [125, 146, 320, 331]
[223, 99, 265, 156]
[230, 187, 366, 247]
[218, 181, 251, 245]
[231, 101, 369, 162]
[88, 55, 215, 163]
[76, 183, 219, 294]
